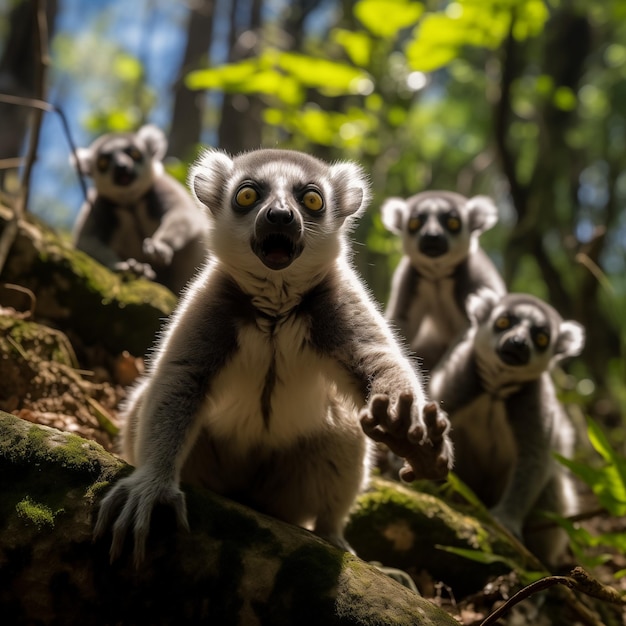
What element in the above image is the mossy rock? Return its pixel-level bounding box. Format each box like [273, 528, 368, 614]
[0, 412, 460, 626]
[346, 477, 519, 596]
[0, 207, 176, 356]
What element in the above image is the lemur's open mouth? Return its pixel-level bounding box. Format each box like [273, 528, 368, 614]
[113, 168, 137, 186]
[418, 236, 448, 258]
[498, 344, 530, 366]
[255, 233, 302, 270]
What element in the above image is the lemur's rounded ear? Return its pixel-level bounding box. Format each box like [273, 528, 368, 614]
[465, 195, 499, 234]
[70, 147, 93, 176]
[554, 320, 585, 360]
[137, 125, 168, 161]
[466, 288, 500, 325]
[328, 161, 370, 220]
[189, 149, 234, 216]
[380, 198, 408, 235]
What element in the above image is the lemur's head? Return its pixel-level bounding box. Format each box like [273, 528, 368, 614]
[381, 191, 498, 279]
[469, 291, 585, 383]
[72, 125, 167, 204]
[189, 149, 370, 282]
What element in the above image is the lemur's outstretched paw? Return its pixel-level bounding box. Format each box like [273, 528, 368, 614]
[114, 258, 157, 280]
[143, 237, 174, 266]
[360, 393, 453, 481]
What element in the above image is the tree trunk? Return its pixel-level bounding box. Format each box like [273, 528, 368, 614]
[168, 0, 215, 161]
[217, 0, 264, 154]
[0, 0, 58, 189]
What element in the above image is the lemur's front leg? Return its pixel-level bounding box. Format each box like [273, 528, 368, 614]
[360, 394, 452, 481]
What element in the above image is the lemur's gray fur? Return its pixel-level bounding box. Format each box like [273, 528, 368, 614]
[72, 124, 209, 294]
[430, 291, 584, 567]
[94, 148, 453, 565]
[382, 191, 506, 371]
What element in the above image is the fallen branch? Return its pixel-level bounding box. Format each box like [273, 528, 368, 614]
[480, 567, 624, 626]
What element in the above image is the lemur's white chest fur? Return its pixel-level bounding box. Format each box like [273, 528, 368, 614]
[409, 277, 466, 343]
[110, 200, 157, 257]
[201, 306, 346, 452]
[451, 392, 516, 476]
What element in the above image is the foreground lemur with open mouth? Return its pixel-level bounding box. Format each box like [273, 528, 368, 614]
[95, 148, 453, 564]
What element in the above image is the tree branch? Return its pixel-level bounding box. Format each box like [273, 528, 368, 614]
[480, 567, 624, 626]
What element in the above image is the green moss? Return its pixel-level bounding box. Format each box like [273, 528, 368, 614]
[0, 415, 125, 489]
[15, 496, 61, 528]
[0, 317, 77, 367]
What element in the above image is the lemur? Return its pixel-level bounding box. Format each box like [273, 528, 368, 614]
[381, 191, 506, 371]
[430, 291, 584, 567]
[94, 148, 454, 565]
[72, 124, 209, 294]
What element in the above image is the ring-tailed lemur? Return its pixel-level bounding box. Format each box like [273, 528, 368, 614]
[94, 148, 454, 565]
[72, 124, 209, 294]
[430, 291, 584, 567]
[382, 191, 506, 371]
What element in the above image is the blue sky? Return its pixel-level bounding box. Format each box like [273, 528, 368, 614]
[27, 0, 337, 230]
[31, 0, 190, 228]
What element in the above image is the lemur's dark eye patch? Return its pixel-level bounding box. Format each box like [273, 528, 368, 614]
[494, 315, 511, 331]
[127, 147, 143, 162]
[96, 154, 111, 172]
[445, 214, 461, 232]
[533, 329, 550, 349]
[407, 215, 422, 233]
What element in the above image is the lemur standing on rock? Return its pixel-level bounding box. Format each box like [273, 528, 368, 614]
[382, 191, 506, 371]
[72, 124, 209, 294]
[430, 291, 584, 567]
[94, 148, 454, 565]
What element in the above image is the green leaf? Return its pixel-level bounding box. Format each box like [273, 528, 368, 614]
[553, 86, 577, 111]
[556, 419, 626, 516]
[332, 29, 373, 67]
[587, 416, 620, 465]
[446, 472, 487, 511]
[355, 0, 424, 39]
[113, 55, 142, 81]
[436, 546, 546, 583]
[276, 51, 372, 96]
[513, 0, 549, 40]
[185, 56, 304, 105]
[185, 58, 261, 90]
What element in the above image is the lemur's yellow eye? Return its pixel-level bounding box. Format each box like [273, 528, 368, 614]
[495, 316, 511, 330]
[302, 190, 324, 211]
[235, 186, 258, 207]
[446, 216, 461, 232]
[408, 217, 422, 233]
[96, 155, 110, 172]
[128, 147, 142, 161]
[535, 332, 549, 348]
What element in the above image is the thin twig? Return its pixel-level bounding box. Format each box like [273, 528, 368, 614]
[479, 567, 622, 626]
[0, 95, 89, 203]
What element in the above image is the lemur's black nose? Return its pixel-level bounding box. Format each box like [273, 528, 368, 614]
[499, 335, 531, 366]
[419, 232, 448, 257]
[266, 207, 294, 225]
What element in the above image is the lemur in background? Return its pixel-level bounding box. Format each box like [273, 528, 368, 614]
[94, 148, 454, 565]
[382, 191, 506, 371]
[430, 291, 584, 567]
[72, 124, 209, 294]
